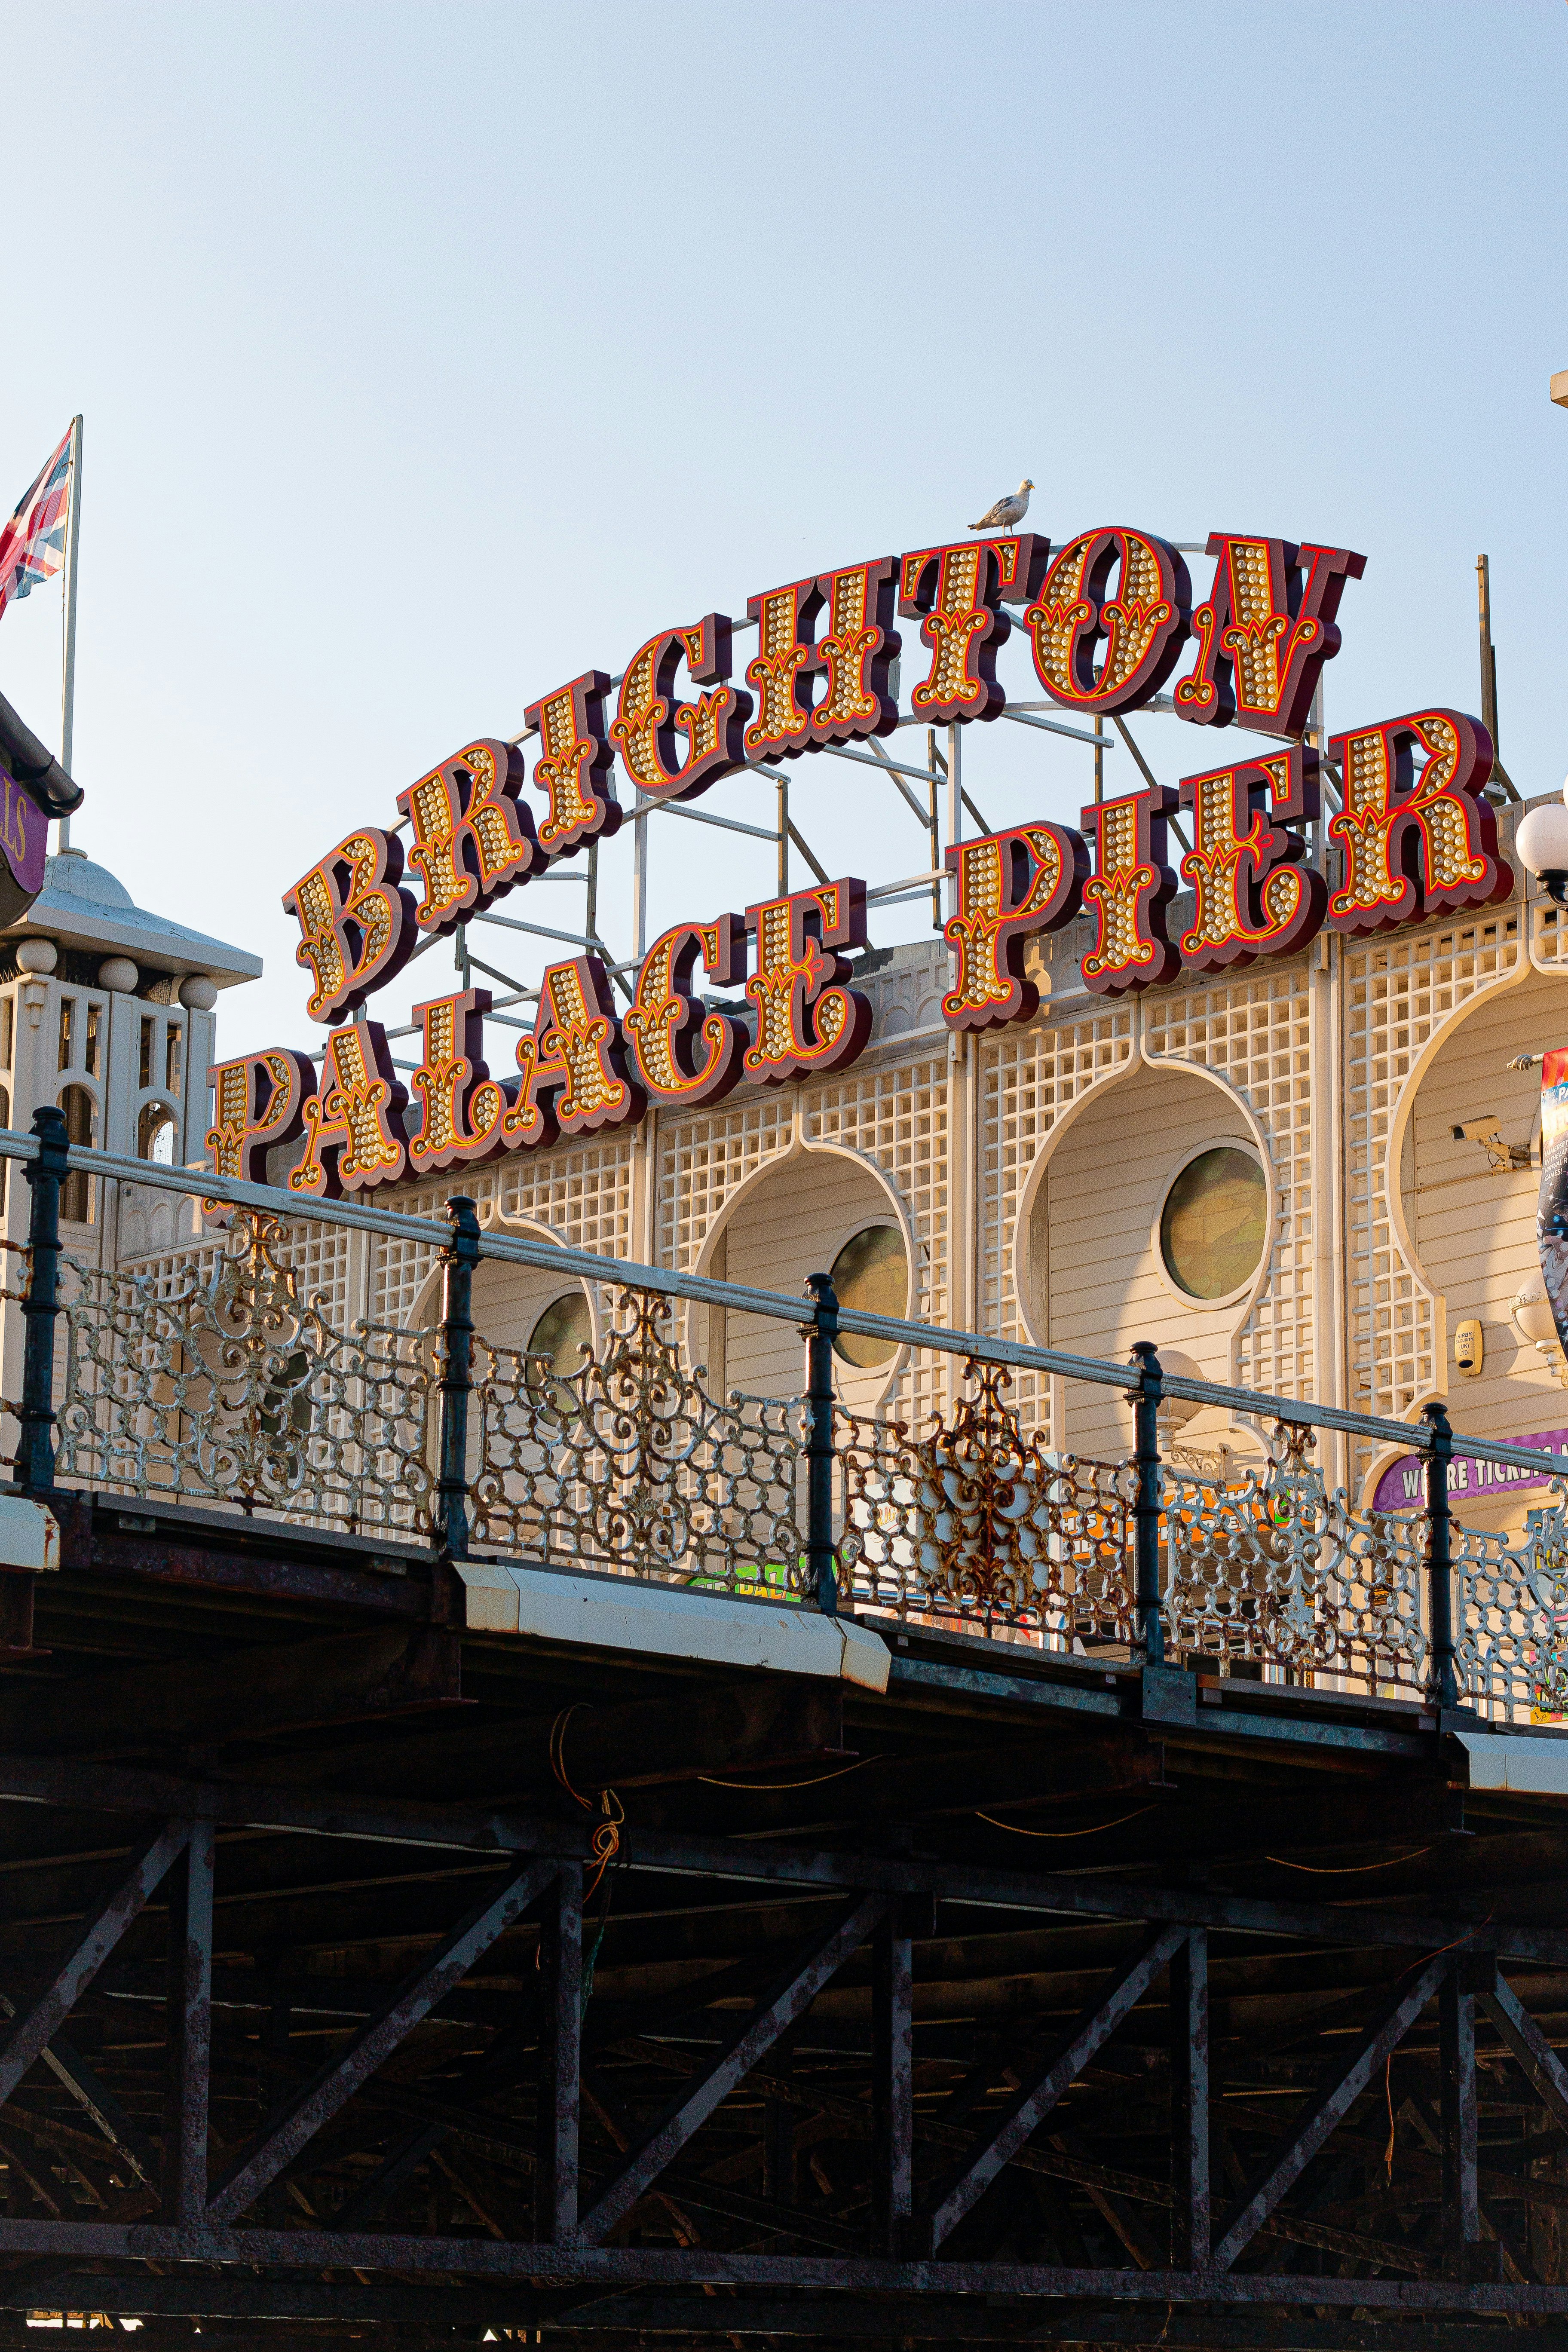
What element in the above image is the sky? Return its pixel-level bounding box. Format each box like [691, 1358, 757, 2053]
[0, 0, 1566, 1061]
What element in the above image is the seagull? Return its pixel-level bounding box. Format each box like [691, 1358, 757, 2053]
[969, 478, 1034, 533]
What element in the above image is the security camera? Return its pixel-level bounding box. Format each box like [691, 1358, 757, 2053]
[1452, 1119, 1531, 1173]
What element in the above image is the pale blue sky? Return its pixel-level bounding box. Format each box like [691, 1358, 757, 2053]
[0, 0, 1565, 1055]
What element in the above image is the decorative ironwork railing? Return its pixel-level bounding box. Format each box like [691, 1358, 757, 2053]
[837, 1366, 1138, 1647]
[3, 1112, 1568, 1718]
[469, 1286, 804, 1593]
[838, 1371, 1437, 1687]
[1455, 1506, 1568, 1718]
[54, 1214, 437, 1535]
[1161, 1421, 1433, 1694]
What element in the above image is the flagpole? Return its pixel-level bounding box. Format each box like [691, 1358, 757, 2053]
[57, 414, 82, 853]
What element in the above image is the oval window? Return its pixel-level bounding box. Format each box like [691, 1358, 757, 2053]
[830, 1225, 907, 1369]
[526, 1292, 593, 1421]
[1158, 1148, 1268, 1302]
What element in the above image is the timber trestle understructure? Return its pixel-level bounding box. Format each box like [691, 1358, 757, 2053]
[0, 1117, 1567, 2350]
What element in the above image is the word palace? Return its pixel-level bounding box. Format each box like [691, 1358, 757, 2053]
[208, 524, 1510, 1197]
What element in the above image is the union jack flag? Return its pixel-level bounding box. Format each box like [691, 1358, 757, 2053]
[0, 428, 74, 623]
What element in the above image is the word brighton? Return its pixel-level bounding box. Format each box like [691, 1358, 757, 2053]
[209, 525, 1511, 1197]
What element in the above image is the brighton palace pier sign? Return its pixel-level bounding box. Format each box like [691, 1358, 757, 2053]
[208, 525, 1512, 1198]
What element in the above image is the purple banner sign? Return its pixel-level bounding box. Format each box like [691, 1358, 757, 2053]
[1372, 1426, 1568, 1516]
[0, 764, 47, 900]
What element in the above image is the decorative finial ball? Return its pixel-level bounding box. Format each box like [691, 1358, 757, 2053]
[14, 938, 56, 974]
[178, 974, 218, 1011]
[98, 957, 139, 994]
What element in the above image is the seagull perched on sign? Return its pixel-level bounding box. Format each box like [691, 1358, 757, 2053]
[969, 478, 1034, 533]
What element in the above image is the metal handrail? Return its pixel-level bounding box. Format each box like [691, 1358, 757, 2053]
[11, 1109, 1565, 1709]
[0, 1124, 1557, 1475]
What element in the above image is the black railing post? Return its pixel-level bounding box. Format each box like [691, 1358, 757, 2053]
[802, 1271, 839, 1618]
[435, 1195, 481, 1561]
[18, 1106, 68, 1496]
[1423, 1399, 1459, 1711]
[1130, 1338, 1166, 1667]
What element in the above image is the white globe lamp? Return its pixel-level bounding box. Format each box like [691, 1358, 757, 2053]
[1516, 784, 1568, 906]
[1152, 1346, 1204, 1432]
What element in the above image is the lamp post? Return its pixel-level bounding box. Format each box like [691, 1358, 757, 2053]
[1514, 787, 1568, 907]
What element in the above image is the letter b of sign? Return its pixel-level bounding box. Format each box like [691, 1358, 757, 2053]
[282, 829, 418, 1026]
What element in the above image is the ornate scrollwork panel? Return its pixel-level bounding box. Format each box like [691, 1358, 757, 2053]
[54, 1210, 437, 1535]
[839, 1361, 1137, 1645]
[470, 1286, 805, 1593]
[1454, 1497, 1568, 1719]
[1163, 1423, 1429, 1689]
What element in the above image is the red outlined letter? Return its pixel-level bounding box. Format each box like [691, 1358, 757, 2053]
[396, 741, 539, 937]
[502, 956, 644, 1152]
[741, 880, 873, 1083]
[1327, 709, 1510, 938]
[282, 829, 416, 1026]
[1079, 788, 1181, 997]
[205, 1049, 317, 1185]
[1023, 528, 1191, 716]
[407, 988, 510, 1176]
[611, 616, 753, 804]
[898, 535, 1047, 725]
[942, 823, 1087, 1032]
[1172, 534, 1364, 736]
[624, 915, 748, 1107]
[742, 559, 901, 763]
[1177, 745, 1326, 974]
[289, 1022, 408, 1199]
[525, 672, 622, 857]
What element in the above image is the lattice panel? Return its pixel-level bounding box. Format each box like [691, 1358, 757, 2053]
[121, 1219, 351, 1323]
[118, 1235, 226, 1295]
[497, 1137, 633, 1259]
[369, 1142, 633, 1328]
[1145, 966, 1314, 1402]
[1533, 900, 1568, 971]
[806, 1054, 949, 1430]
[1343, 911, 1522, 1477]
[273, 1218, 352, 1323]
[979, 1004, 1136, 1443]
[657, 1095, 796, 1272]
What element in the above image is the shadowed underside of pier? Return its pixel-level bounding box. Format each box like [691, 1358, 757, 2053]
[0, 1493, 1567, 2352]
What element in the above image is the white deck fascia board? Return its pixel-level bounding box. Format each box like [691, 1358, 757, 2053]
[0, 1495, 58, 1571]
[458, 1562, 889, 1691]
[1458, 1730, 1568, 1798]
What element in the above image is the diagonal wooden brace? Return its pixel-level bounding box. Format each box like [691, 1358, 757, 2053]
[919, 1924, 1188, 2254]
[1479, 1958, 1568, 2132]
[1213, 1951, 1452, 2270]
[0, 1818, 193, 2110]
[576, 1890, 886, 2245]
[206, 1855, 558, 2222]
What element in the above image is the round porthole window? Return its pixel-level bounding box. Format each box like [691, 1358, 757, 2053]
[1158, 1147, 1268, 1302]
[526, 1292, 593, 1420]
[829, 1225, 907, 1368]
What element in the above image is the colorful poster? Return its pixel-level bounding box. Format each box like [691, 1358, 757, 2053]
[1540, 1049, 1568, 1357]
